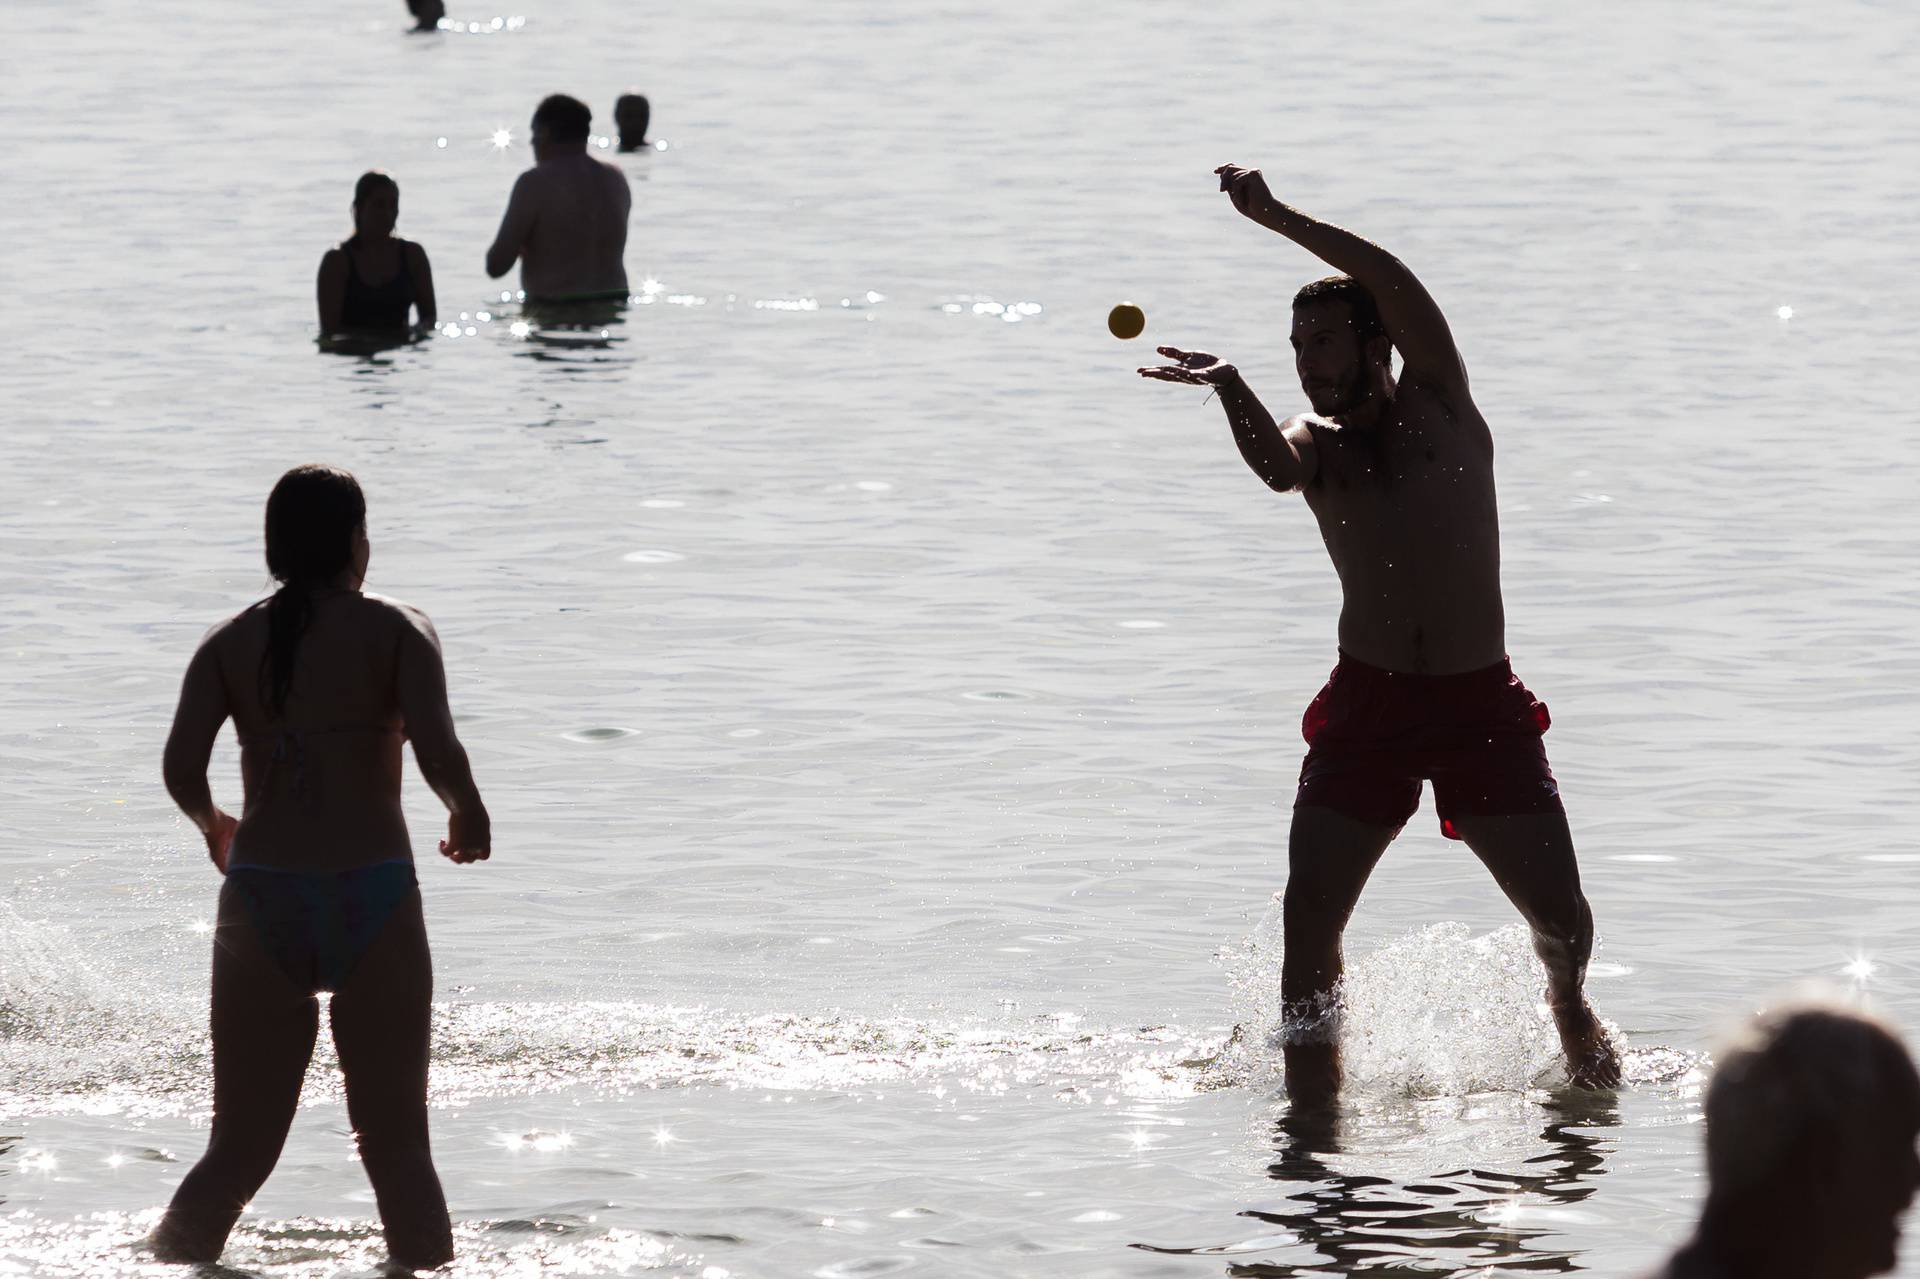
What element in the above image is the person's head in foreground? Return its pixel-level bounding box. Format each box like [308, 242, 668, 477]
[1655, 1000, 1920, 1279]
[614, 92, 651, 151]
[531, 93, 592, 161]
[351, 170, 400, 242]
[1290, 274, 1392, 419]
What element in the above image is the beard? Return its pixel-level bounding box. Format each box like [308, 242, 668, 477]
[1309, 365, 1372, 416]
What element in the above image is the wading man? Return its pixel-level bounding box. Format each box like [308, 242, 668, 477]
[486, 94, 632, 304]
[1140, 164, 1619, 1106]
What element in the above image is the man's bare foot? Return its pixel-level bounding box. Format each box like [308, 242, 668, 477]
[146, 1223, 216, 1264]
[1275, 1103, 1342, 1156]
[1282, 1041, 1344, 1110]
[1553, 999, 1622, 1088]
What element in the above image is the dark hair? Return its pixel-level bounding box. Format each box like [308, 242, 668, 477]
[259, 465, 366, 718]
[1292, 275, 1388, 350]
[532, 94, 592, 144]
[1705, 1005, 1920, 1195]
[352, 170, 398, 207]
[614, 92, 650, 142]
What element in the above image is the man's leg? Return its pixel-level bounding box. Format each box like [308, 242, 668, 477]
[1449, 811, 1621, 1087]
[1282, 805, 1398, 1109]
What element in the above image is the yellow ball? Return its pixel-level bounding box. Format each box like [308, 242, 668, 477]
[1107, 302, 1146, 340]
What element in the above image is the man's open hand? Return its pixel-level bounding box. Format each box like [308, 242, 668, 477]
[1137, 346, 1239, 387]
[1215, 164, 1275, 223]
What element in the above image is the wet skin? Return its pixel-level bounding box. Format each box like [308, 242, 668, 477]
[1139, 164, 1619, 1107]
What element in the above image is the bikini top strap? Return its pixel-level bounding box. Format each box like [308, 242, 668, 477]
[238, 723, 402, 796]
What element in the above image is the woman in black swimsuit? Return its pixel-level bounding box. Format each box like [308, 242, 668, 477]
[317, 171, 437, 338]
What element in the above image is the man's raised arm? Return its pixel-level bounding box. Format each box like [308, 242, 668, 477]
[1216, 164, 1468, 393]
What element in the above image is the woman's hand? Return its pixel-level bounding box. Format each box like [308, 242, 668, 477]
[440, 809, 492, 864]
[203, 809, 238, 874]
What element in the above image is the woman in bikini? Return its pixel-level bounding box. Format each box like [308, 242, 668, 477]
[152, 464, 490, 1269]
[317, 171, 437, 339]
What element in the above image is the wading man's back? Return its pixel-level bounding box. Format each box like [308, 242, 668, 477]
[486, 93, 632, 303]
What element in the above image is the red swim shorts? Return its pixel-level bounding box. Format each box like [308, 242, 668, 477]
[1295, 653, 1564, 839]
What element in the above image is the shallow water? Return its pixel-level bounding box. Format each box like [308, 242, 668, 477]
[6, 0, 1920, 1274]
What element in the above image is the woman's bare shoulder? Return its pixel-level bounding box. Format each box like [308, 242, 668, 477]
[358, 591, 439, 641]
[203, 599, 270, 645]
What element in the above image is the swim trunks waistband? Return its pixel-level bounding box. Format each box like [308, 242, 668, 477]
[1329, 649, 1515, 683]
[525, 289, 631, 305]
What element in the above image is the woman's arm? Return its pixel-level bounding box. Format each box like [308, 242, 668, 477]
[395, 609, 492, 863]
[407, 241, 437, 331]
[316, 248, 348, 337]
[163, 633, 237, 871]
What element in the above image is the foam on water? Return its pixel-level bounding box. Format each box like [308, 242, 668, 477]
[0, 1211, 713, 1279]
[3, 999, 1222, 1120]
[1, 907, 1218, 1120]
[3, 905, 1704, 1125]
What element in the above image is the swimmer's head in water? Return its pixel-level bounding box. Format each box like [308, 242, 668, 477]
[1290, 275, 1390, 418]
[614, 93, 651, 150]
[405, 0, 444, 30]
[531, 94, 593, 158]
[352, 171, 400, 240]
[261, 465, 369, 715]
[1705, 1002, 1920, 1277]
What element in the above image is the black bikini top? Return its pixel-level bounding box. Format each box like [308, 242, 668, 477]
[339, 238, 416, 331]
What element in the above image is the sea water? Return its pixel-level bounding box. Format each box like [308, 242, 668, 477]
[5, 0, 1919, 1274]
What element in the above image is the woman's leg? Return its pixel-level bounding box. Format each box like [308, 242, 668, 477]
[328, 886, 453, 1269]
[150, 884, 317, 1262]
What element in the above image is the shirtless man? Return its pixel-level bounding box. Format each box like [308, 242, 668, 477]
[485, 94, 632, 303]
[1140, 164, 1619, 1106]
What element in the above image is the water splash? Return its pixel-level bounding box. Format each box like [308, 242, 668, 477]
[3, 902, 1704, 1121]
[1214, 908, 1659, 1097]
[1, 903, 207, 1118]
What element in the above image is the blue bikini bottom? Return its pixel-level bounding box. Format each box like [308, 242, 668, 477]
[224, 861, 417, 993]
